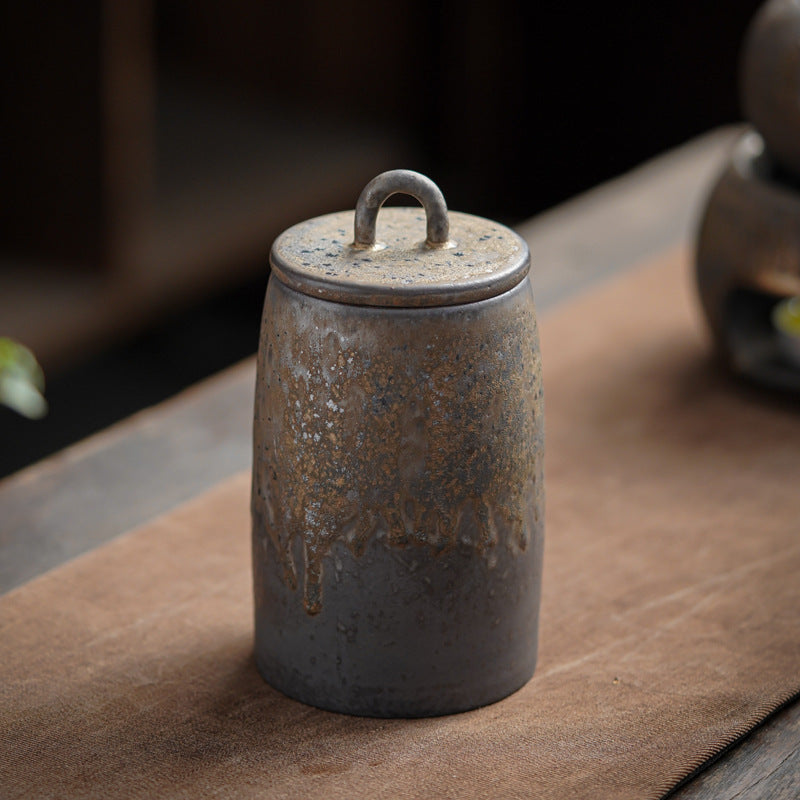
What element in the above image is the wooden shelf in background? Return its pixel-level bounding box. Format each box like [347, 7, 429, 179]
[1, 74, 411, 370]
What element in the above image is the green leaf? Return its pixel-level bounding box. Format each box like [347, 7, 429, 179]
[0, 338, 48, 418]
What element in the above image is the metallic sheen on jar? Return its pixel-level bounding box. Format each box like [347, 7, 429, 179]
[252, 170, 544, 717]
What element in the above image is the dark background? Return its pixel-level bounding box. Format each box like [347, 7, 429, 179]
[1, 0, 762, 477]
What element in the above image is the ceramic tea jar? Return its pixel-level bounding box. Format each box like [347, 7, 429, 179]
[252, 170, 544, 717]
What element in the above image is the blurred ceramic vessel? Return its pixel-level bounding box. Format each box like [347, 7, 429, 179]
[696, 132, 800, 390]
[741, 0, 800, 176]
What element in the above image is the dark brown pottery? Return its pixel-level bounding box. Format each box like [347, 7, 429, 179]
[741, 0, 800, 177]
[696, 131, 800, 392]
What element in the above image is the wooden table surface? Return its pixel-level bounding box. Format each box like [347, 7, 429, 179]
[2, 127, 797, 799]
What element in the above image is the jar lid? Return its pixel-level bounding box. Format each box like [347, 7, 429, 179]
[269, 170, 530, 308]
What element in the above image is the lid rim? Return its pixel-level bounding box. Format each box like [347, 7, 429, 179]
[270, 255, 530, 308]
[269, 208, 530, 309]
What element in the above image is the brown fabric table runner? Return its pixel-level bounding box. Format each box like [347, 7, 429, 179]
[2, 249, 799, 799]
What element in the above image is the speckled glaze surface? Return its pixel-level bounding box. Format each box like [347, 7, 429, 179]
[252, 171, 544, 717]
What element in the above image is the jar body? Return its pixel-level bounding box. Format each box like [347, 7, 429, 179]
[252, 274, 544, 717]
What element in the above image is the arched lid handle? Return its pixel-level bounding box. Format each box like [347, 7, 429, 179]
[353, 169, 451, 248]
